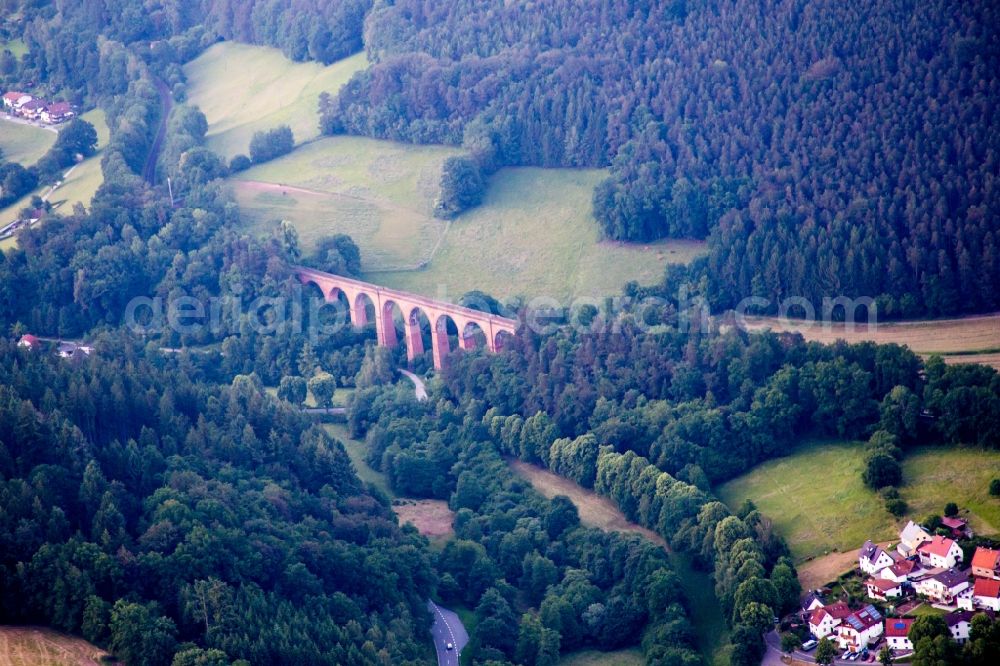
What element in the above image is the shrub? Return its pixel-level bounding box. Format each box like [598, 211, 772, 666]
[991, 479, 1000, 496]
[249, 125, 294, 164]
[885, 498, 907, 517]
[229, 154, 252, 172]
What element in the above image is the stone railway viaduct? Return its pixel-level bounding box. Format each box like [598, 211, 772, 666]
[295, 267, 519, 370]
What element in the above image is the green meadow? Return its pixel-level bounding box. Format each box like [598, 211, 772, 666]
[183, 41, 367, 158]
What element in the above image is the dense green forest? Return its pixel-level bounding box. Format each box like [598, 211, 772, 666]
[320, 0, 1000, 317]
[2, 1, 1000, 665]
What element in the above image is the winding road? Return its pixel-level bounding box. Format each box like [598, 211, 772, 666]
[399, 368, 429, 401]
[428, 600, 468, 666]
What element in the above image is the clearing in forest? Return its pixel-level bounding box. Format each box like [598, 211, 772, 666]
[0, 625, 116, 666]
[183, 42, 367, 158]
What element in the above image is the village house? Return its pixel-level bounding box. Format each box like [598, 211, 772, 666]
[835, 605, 884, 650]
[866, 577, 904, 601]
[972, 577, 1000, 611]
[914, 568, 970, 605]
[945, 610, 987, 644]
[859, 540, 896, 575]
[809, 601, 853, 638]
[917, 535, 964, 569]
[2, 91, 30, 110]
[881, 558, 921, 583]
[17, 334, 40, 350]
[941, 516, 973, 539]
[885, 617, 914, 652]
[19, 98, 47, 120]
[897, 521, 933, 557]
[800, 592, 825, 614]
[971, 547, 1000, 581]
[40, 101, 74, 124]
[957, 586, 975, 611]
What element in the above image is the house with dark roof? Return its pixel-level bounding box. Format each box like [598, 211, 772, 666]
[835, 604, 883, 650]
[945, 609, 995, 643]
[19, 98, 46, 119]
[885, 617, 914, 652]
[801, 592, 825, 614]
[971, 547, 1000, 581]
[915, 568, 971, 605]
[860, 540, 896, 575]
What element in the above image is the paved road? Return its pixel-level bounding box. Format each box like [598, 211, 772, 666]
[399, 369, 428, 401]
[428, 600, 468, 666]
[763, 630, 877, 666]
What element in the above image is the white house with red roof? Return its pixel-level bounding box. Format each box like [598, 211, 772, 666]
[40, 101, 74, 124]
[809, 601, 853, 638]
[971, 547, 1000, 581]
[17, 334, 40, 350]
[859, 540, 896, 575]
[881, 558, 921, 583]
[917, 535, 964, 569]
[835, 604, 884, 650]
[885, 617, 914, 652]
[2, 91, 31, 110]
[972, 577, 1000, 611]
[866, 577, 903, 601]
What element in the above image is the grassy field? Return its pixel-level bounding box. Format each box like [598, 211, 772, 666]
[0, 109, 110, 236]
[742, 313, 1000, 370]
[0, 625, 114, 666]
[0, 119, 55, 166]
[0, 39, 27, 58]
[717, 441, 1000, 586]
[510, 460, 730, 666]
[324, 423, 395, 498]
[231, 135, 462, 268]
[183, 42, 367, 158]
[558, 649, 644, 666]
[716, 441, 896, 564]
[899, 446, 1000, 536]
[232, 141, 703, 300]
[374, 167, 702, 301]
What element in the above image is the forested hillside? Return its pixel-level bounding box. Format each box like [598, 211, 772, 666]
[321, 0, 1000, 316]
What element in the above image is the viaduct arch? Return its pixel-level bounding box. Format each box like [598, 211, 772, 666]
[295, 267, 519, 370]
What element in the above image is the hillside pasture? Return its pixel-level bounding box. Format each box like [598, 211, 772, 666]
[1, 109, 110, 234]
[716, 441, 897, 563]
[0, 625, 115, 666]
[0, 118, 55, 166]
[718, 441, 1000, 586]
[373, 167, 702, 301]
[230, 135, 461, 269]
[232, 143, 703, 300]
[183, 42, 367, 158]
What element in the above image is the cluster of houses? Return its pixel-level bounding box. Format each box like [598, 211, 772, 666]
[2, 90, 75, 124]
[803, 519, 999, 657]
[17, 334, 91, 361]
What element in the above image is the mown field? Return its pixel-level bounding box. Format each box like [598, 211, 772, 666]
[0, 118, 55, 166]
[511, 460, 731, 666]
[231, 141, 701, 300]
[717, 441, 1000, 585]
[231, 135, 462, 268]
[0, 625, 114, 666]
[742, 313, 1000, 370]
[183, 42, 367, 158]
[0, 108, 110, 241]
